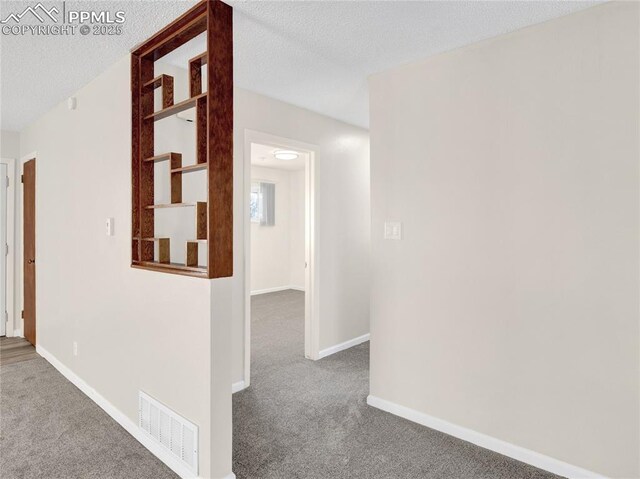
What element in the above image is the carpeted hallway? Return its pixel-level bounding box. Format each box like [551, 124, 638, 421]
[232, 289, 562, 479]
[0, 350, 177, 479]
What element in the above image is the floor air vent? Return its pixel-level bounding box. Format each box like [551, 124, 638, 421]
[138, 391, 198, 475]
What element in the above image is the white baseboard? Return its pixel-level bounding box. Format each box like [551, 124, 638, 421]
[318, 333, 370, 359]
[13, 329, 23, 337]
[250, 285, 305, 296]
[366, 395, 607, 479]
[36, 345, 202, 479]
[232, 380, 247, 394]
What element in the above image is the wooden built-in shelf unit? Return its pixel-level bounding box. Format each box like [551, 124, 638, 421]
[131, 0, 232, 279]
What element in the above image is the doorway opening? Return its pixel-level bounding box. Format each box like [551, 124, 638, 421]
[0, 157, 15, 339]
[0, 161, 7, 337]
[243, 130, 317, 388]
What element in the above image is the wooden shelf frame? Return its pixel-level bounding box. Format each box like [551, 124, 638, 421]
[144, 74, 174, 109]
[131, 0, 233, 278]
[143, 92, 206, 122]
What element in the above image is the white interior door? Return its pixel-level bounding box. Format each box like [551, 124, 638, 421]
[0, 163, 6, 336]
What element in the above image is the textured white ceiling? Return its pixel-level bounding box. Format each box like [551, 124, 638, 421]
[251, 142, 307, 171]
[1, 0, 601, 132]
[0, 0, 199, 132]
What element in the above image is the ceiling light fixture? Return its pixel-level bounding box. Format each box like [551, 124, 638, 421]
[274, 150, 299, 161]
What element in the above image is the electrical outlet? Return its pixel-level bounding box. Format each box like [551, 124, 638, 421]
[73, 341, 78, 357]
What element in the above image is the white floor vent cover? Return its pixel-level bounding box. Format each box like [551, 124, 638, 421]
[138, 391, 198, 475]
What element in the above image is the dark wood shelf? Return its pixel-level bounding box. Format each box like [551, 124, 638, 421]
[171, 163, 207, 174]
[143, 152, 181, 163]
[144, 93, 206, 121]
[131, 0, 232, 279]
[145, 202, 198, 209]
[143, 74, 170, 89]
[133, 261, 208, 277]
[189, 52, 207, 66]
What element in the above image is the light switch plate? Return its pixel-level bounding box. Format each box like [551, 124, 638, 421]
[106, 217, 114, 236]
[384, 221, 402, 240]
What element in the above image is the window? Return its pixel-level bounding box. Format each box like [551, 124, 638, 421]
[250, 181, 276, 226]
[250, 182, 261, 223]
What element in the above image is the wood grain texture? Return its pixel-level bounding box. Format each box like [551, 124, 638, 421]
[171, 163, 207, 174]
[190, 58, 202, 97]
[170, 153, 182, 204]
[158, 238, 171, 264]
[0, 337, 39, 366]
[189, 52, 207, 97]
[23, 159, 36, 346]
[207, 0, 234, 278]
[140, 56, 155, 261]
[196, 201, 207, 240]
[196, 96, 207, 165]
[189, 52, 208, 67]
[143, 74, 166, 89]
[143, 152, 182, 163]
[162, 75, 174, 109]
[131, 55, 141, 258]
[143, 74, 174, 109]
[186, 241, 199, 267]
[131, 3, 207, 60]
[144, 93, 206, 122]
[133, 262, 207, 277]
[131, 0, 233, 279]
[132, 239, 139, 262]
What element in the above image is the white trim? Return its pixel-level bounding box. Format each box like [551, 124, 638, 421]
[224, 474, 237, 479]
[318, 333, 370, 359]
[36, 345, 207, 479]
[0, 158, 16, 338]
[250, 285, 305, 296]
[232, 380, 247, 394]
[244, 130, 320, 393]
[366, 395, 607, 479]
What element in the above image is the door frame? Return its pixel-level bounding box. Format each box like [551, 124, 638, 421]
[243, 130, 320, 388]
[0, 158, 16, 337]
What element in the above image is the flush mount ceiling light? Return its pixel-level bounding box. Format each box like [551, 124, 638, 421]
[274, 150, 299, 161]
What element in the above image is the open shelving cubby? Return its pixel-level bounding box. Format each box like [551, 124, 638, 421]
[130, 0, 233, 279]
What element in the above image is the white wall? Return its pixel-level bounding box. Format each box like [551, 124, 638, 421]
[1, 130, 20, 158]
[19, 55, 232, 479]
[232, 89, 370, 382]
[11, 51, 369, 473]
[289, 169, 305, 289]
[250, 164, 304, 293]
[369, 3, 639, 478]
